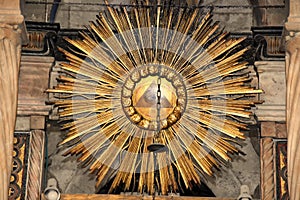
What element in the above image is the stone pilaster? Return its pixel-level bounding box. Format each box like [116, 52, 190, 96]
[0, 1, 26, 199]
[285, 0, 300, 199]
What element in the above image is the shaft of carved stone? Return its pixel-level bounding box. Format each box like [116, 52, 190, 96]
[286, 35, 300, 200]
[0, 27, 21, 200]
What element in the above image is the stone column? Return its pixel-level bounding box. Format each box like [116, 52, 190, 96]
[285, 0, 300, 199]
[0, 1, 26, 199]
[285, 34, 300, 200]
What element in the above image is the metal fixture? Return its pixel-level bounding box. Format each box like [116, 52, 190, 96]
[237, 185, 252, 200]
[147, 65, 166, 153]
[44, 178, 60, 200]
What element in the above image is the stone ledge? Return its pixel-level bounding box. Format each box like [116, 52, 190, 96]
[21, 55, 55, 64]
[255, 104, 286, 122]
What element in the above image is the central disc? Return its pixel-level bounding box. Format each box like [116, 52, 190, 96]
[121, 65, 187, 131]
[132, 76, 176, 121]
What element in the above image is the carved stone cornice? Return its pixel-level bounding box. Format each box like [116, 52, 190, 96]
[252, 27, 285, 61]
[260, 138, 275, 200]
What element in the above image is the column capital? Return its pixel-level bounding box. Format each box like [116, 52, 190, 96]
[0, 23, 27, 46]
[285, 21, 300, 33]
[0, 0, 21, 22]
[286, 32, 300, 51]
[285, 0, 300, 32]
[0, 0, 27, 44]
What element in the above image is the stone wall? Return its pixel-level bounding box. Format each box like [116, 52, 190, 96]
[23, 0, 287, 32]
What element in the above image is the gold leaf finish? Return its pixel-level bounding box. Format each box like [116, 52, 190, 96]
[48, 1, 262, 195]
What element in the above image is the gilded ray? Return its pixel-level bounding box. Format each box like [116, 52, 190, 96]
[48, 1, 262, 195]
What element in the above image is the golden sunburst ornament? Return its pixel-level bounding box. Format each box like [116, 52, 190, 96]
[48, 0, 262, 195]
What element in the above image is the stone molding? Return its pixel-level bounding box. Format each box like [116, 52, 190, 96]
[254, 61, 286, 122]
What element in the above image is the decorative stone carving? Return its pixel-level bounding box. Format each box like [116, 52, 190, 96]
[25, 130, 45, 200]
[0, 4, 26, 198]
[252, 27, 285, 61]
[285, 33, 300, 200]
[260, 138, 275, 200]
[254, 61, 286, 122]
